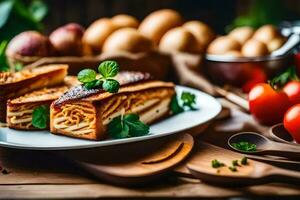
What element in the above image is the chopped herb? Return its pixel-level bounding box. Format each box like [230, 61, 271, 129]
[232, 141, 257, 152]
[232, 160, 240, 167]
[108, 113, 149, 139]
[229, 166, 237, 172]
[77, 60, 120, 93]
[211, 159, 225, 168]
[32, 105, 50, 129]
[241, 157, 248, 165]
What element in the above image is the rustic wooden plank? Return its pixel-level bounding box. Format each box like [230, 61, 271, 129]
[0, 182, 299, 199]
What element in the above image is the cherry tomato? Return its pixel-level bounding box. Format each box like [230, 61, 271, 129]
[249, 83, 290, 125]
[284, 104, 300, 143]
[242, 67, 267, 93]
[283, 81, 300, 105]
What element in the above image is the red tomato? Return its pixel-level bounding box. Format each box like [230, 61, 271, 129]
[284, 104, 300, 143]
[283, 81, 300, 105]
[242, 67, 267, 93]
[249, 83, 290, 125]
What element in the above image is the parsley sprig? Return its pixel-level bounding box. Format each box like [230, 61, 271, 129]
[170, 91, 197, 115]
[32, 105, 50, 129]
[108, 113, 150, 139]
[77, 60, 120, 93]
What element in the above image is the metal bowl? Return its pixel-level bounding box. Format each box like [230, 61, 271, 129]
[203, 54, 293, 86]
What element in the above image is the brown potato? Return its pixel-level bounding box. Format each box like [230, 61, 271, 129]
[223, 50, 243, 57]
[252, 24, 279, 44]
[228, 26, 254, 44]
[6, 31, 54, 58]
[207, 36, 241, 55]
[111, 14, 139, 29]
[138, 9, 183, 44]
[82, 18, 117, 54]
[49, 23, 84, 56]
[267, 37, 286, 52]
[159, 27, 203, 54]
[183, 21, 215, 48]
[241, 39, 269, 57]
[102, 28, 153, 53]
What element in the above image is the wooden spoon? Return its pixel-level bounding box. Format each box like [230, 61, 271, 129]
[228, 132, 300, 160]
[270, 123, 299, 146]
[60, 133, 193, 186]
[187, 142, 300, 186]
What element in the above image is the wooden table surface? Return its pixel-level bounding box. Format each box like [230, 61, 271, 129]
[1, 100, 300, 199]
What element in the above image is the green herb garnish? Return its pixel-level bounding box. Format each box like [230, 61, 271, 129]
[32, 105, 50, 129]
[181, 91, 197, 110]
[228, 166, 237, 172]
[77, 60, 120, 93]
[211, 159, 225, 168]
[241, 157, 248, 165]
[232, 160, 240, 167]
[170, 91, 197, 115]
[270, 66, 299, 89]
[108, 113, 149, 139]
[232, 141, 257, 152]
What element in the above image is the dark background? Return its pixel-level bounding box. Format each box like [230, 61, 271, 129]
[42, 0, 300, 34]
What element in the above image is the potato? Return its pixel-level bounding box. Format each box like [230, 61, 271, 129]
[49, 23, 84, 56]
[159, 27, 203, 54]
[228, 26, 254, 44]
[6, 31, 53, 58]
[183, 21, 215, 48]
[241, 39, 269, 57]
[223, 50, 243, 57]
[267, 37, 286, 52]
[102, 28, 153, 53]
[207, 36, 241, 55]
[253, 24, 279, 44]
[82, 18, 117, 54]
[111, 14, 139, 29]
[138, 9, 183, 44]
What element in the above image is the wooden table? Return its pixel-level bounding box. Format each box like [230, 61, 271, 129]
[1, 100, 300, 199]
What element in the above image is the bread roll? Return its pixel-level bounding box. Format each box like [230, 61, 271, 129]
[139, 9, 183, 44]
[111, 14, 139, 29]
[267, 37, 286, 52]
[228, 26, 254, 44]
[223, 50, 243, 57]
[253, 24, 279, 44]
[241, 39, 269, 57]
[102, 28, 153, 53]
[82, 18, 117, 54]
[183, 21, 215, 48]
[207, 36, 241, 55]
[159, 27, 203, 54]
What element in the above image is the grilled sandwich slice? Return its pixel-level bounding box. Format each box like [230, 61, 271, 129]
[6, 76, 79, 130]
[50, 72, 175, 140]
[0, 65, 68, 122]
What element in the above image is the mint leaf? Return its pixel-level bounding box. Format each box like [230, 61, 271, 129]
[98, 60, 119, 78]
[170, 95, 184, 115]
[124, 114, 149, 136]
[108, 116, 130, 139]
[103, 79, 120, 93]
[78, 69, 97, 83]
[108, 114, 149, 139]
[32, 105, 49, 129]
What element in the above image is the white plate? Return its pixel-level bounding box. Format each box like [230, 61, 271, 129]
[0, 86, 221, 150]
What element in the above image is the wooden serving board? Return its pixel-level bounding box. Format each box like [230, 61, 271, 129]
[60, 133, 193, 186]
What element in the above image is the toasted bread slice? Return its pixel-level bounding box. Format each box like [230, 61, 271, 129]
[6, 76, 79, 130]
[50, 72, 175, 140]
[0, 65, 68, 122]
